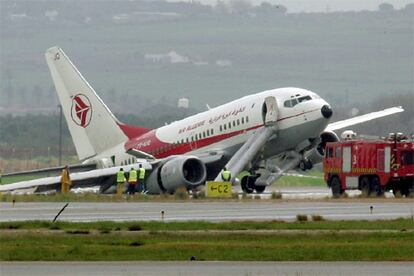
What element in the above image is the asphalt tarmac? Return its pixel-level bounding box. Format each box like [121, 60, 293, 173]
[1, 201, 412, 222]
[1, 261, 413, 276]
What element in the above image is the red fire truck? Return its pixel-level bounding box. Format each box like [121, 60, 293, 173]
[323, 133, 414, 197]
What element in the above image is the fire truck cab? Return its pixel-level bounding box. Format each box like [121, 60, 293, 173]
[323, 133, 414, 197]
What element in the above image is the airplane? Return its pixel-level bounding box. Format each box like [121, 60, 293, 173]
[0, 46, 404, 195]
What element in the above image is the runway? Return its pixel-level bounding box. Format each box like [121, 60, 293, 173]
[1, 261, 413, 276]
[1, 201, 412, 222]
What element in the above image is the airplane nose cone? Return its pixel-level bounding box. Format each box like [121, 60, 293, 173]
[321, 105, 333, 119]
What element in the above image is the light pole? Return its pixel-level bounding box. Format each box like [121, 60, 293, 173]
[58, 104, 62, 166]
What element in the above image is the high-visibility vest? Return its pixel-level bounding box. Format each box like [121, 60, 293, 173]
[222, 170, 231, 181]
[128, 170, 137, 182]
[139, 167, 146, 179]
[117, 170, 126, 182]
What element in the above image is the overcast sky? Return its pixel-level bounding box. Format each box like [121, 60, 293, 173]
[168, 0, 413, 13]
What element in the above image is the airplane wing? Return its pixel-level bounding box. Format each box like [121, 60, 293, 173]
[191, 150, 227, 165]
[127, 149, 155, 160]
[0, 163, 152, 194]
[325, 106, 404, 132]
[2, 164, 96, 178]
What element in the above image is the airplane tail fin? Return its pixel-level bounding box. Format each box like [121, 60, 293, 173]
[45, 46, 149, 160]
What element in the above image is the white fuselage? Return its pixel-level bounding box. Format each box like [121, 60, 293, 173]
[90, 87, 331, 169]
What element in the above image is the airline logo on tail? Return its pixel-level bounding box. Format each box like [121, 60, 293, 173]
[71, 94, 92, 128]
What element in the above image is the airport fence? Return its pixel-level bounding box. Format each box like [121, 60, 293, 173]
[0, 145, 77, 173]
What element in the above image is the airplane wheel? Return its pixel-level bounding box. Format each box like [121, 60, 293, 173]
[254, 185, 266, 194]
[241, 176, 255, 194]
[305, 159, 313, 170]
[299, 161, 307, 171]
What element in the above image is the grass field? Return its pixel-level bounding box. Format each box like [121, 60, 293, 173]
[0, 219, 413, 261]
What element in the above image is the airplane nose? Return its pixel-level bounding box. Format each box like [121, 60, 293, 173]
[321, 105, 333, 119]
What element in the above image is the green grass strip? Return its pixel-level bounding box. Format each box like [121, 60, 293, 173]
[0, 231, 412, 261]
[0, 218, 413, 231]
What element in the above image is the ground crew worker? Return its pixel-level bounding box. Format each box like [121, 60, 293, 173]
[127, 167, 138, 194]
[60, 165, 72, 193]
[221, 167, 231, 182]
[116, 168, 126, 195]
[138, 164, 146, 193]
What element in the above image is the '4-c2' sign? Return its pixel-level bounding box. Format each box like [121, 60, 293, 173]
[206, 182, 232, 198]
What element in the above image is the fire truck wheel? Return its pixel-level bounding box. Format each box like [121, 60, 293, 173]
[331, 177, 342, 198]
[392, 188, 401, 198]
[360, 177, 371, 196]
[370, 177, 383, 197]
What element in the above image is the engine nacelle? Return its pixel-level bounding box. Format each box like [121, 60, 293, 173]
[146, 155, 207, 194]
[306, 131, 340, 163]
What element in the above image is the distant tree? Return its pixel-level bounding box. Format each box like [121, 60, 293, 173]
[273, 4, 287, 14]
[378, 3, 394, 12]
[215, 0, 229, 14]
[257, 2, 287, 15]
[401, 3, 414, 13]
[229, 0, 252, 15]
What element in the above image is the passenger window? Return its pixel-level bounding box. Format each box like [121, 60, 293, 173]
[237, 119, 240, 125]
[224, 124, 227, 130]
[228, 122, 231, 129]
[246, 116, 249, 123]
[211, 129, 214, 135]
[220, 125, 222, 132]
[207, 130, 210, 136]
[233, 121, 236, 127]
[241, 117, 244, 124]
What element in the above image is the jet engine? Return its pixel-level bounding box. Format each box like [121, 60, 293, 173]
[306, 130, 340, 164]
[146, 155, 207, 194]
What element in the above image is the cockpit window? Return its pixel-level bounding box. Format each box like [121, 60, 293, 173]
[284, 100, 292, 107]
[298, 95, 312, 103]
[284, 95, 312, 108]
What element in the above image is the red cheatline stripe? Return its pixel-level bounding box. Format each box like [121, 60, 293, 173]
[126, 108, 321, 158]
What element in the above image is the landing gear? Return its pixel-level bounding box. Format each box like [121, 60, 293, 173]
[240, 175, 266, 194]
[299, 159, 313, 171]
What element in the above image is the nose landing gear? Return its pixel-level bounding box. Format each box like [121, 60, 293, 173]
[299, 158, 313, 171]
